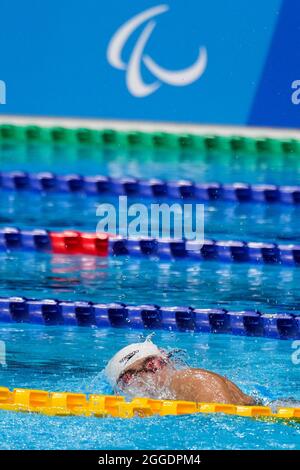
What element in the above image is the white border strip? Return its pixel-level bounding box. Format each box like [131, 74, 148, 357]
[0, 114, 300, 139]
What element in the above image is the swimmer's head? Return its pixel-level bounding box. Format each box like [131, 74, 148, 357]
[104, 339, 167, 389]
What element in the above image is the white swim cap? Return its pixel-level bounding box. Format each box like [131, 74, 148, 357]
[104, 339, 163, 388]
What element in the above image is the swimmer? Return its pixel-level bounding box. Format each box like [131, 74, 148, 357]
[105, 339, 255, 405]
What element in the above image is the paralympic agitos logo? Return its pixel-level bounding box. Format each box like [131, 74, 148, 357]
[107, 4, 208, 97]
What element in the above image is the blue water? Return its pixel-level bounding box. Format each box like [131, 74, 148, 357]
[1, 192, 300, 243]
[0, 144, 300, 450]
[0, 252, 300, 314]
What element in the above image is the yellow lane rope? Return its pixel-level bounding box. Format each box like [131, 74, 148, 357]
[0, 387, 299, 420]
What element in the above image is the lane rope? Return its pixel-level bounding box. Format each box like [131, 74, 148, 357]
[0, 123, 299, 156]
[1, 171, 300, 205]
[0, 296, 299, 339]
[1, 227, 300, 266]
[0, 387, 299, 420]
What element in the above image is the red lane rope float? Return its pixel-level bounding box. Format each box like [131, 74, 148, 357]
[49, 231, 109, 256]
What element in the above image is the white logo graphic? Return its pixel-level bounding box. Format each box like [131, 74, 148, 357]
[107, 4, 207, 97]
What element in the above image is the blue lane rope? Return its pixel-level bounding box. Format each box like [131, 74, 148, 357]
[1, 171, 300, 204]
[0, 296, 299, 339]
[1, 226, 300, 266]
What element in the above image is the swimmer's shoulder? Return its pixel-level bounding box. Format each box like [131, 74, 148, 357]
[170, 367, 220, 382]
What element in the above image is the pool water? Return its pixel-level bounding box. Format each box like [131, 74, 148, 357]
[1, 252, 300, 313]
[1, 192, 300, 242]
[0, 143, 300, 450]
